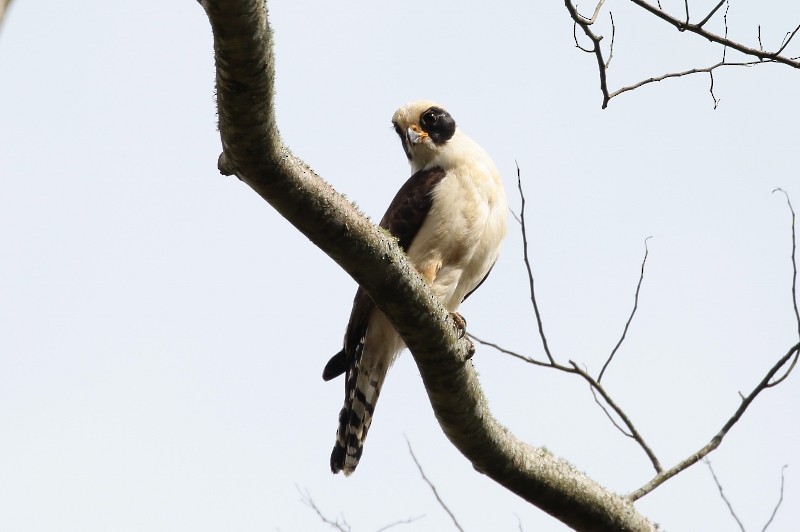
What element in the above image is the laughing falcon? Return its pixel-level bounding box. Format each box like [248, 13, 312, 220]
[322, 101, 508, 475]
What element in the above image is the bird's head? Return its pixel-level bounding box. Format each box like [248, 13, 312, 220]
[391, 101, 457, 171]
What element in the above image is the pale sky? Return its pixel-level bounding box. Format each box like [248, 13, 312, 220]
[1, 1, 799, 530]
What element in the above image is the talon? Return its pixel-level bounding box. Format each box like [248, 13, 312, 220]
[450, 312, 467, 338]
[465, 338, 476, 360]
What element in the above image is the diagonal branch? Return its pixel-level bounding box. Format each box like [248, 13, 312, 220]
[200, 1, 651, 529]
[762, 465, 788, 531]
[629, 340, 800, 501]
[406, 438, 464, 532]
[598, 237, 651, 382]
[516, 164, 555, 364]
[565, 0, 612, 107]
[773, 188, 799, 339]
[627, 0, 800, 68]
[705, 459, 746, 532]
[608, 60, 767, 102]
[697, 0, 727, 29]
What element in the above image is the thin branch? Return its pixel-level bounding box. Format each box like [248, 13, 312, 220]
[629, 341, 800, 501]
[697, 0, 727, 29]
[722, 1, 729, 62]
[468, 333, 551, 367]
[598, 237, 651, 382]
[517, 163, 555, 364]
[608, 60, 764, 101]
[574, 0, 606, 25]
[568, 0, 800, 106]
[709, 70, 720, 108]
[590, 385, 633, 437]
[565, 0, 612, 107]
[705, 459, 746, 532]
[772, 188, 799, 339]
[469, 335, 663, 472]
[605, 12, 616, 69]
[375, 515, 426, 532]
[406, 438, 464, 532]
[776, 24, 800, 56]
[568, 361, 662, 471]
[762, 465, 788, 531]
[298, 487, 351, 532]
[627, 0, 800, 68]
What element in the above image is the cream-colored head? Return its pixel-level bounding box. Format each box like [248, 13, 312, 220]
[391, 101, 461, 172]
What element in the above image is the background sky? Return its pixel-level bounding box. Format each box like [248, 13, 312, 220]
[1, 1, 799, 530]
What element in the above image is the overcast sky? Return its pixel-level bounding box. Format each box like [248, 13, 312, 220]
[1, 1, 799, 530]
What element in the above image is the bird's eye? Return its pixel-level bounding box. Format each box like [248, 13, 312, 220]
[421, 110, 438, 126]
[392, 122, 402, 135]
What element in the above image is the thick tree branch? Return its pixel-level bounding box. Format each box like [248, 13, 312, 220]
[200, 0, 652, 529]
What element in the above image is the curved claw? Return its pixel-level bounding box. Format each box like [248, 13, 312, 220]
[450, 312, 467, 339]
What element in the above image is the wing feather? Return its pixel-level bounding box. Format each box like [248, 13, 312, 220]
[323, 166, 448, 380]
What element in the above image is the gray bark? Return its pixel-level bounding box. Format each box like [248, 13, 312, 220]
[200, 1, 653, 529]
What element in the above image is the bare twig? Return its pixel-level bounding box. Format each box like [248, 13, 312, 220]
[608, 60, 763, 101]
[709, 70, 720, 108]
[566, 0, 800, 106]
[682, 0, 690, 26]
[598, 237, 651, 382]
[516, 163, 555, 364]
[697, 0, 727, 29]
[776, 24, 800, 56]
[468, 333, 550, 367]
[568, 361, 662, 471]
[574, 0, 606, 25]
[406, 438, 464, 532]
[565, 0, 612, 107]
[629, 340, 800, 501]
[627, 0, 800, 67]
[298, 487, 351, 532]
[606, 12, 616, 69]
[705, 459, 746, 532]
[590, 385, 633, 437]
[762, 465, 788, 531]
[772, 188, 799, 339]
[300, 486, 422, 532]
[722, 1, 730, 62]
[375, 515, 425, 532]
[493, 174, 800, 502]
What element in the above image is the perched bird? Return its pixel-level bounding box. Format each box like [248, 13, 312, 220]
[323, 101, 508, 475]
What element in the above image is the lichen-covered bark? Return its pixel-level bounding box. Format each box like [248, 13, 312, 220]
[201, 1, 653, 529]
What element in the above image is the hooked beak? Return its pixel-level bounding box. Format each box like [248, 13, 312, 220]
[407, 125, 428, 145]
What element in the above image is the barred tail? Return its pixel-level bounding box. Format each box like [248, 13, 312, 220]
[330, 349, 387, 475]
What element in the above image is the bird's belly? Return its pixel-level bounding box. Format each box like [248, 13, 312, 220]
[406, 174, 506, 310]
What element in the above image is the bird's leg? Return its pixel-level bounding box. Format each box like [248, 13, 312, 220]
[449, 312, 475, 359]
[450, 312, 467, 338]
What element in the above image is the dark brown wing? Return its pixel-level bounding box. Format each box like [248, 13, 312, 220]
[379, 166, 447, 250]
[322, 167, 448, 380]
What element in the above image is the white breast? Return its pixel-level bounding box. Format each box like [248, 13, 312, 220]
[407, 130, 508, 311]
